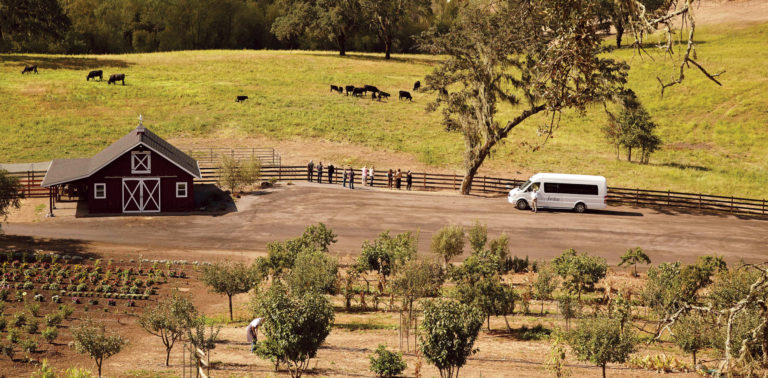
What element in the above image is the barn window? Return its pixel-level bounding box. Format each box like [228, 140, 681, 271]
[131, 151, 151, 174]
[94, 183, 106, 199]
[176, 182, 188, 198]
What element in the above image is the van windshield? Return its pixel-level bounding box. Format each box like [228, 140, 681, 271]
[519, 180, 532, 191]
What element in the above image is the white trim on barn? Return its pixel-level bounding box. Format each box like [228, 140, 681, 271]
[131, 151, 151, 174]
[121, 178, 161, 213]
[94, 183, 106, 199]
[176, 182, 188, 198]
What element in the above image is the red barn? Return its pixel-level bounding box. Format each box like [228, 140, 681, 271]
[41, 122, 201, 214]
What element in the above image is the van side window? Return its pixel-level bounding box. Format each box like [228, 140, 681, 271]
[545, 183, 598, 195]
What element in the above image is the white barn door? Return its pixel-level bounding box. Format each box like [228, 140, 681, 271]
[122, 178, 161, 213]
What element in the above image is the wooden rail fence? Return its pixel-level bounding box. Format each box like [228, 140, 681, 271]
[187, 147, 281, 167]
[6, 165, 767, 217]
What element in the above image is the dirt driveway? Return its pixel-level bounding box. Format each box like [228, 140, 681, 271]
[4, 182, 767, 265]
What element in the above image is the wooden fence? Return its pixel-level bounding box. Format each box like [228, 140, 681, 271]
[187, 147, 281, 167]
[7, 165, 768, 217]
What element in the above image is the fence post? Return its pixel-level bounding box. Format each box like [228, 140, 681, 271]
[731, 196, 734, 213]
[210, 148, 213, 164]
[699, 193, 702, 209]
[483, 176, 486, 193]
[635, 188, 639, 206]
[278, 165, 282, 181]
[667, 190, 670, 206]
[423, 173, 426, 189]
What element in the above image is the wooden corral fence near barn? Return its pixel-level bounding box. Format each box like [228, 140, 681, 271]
[5, 156, 767, 217]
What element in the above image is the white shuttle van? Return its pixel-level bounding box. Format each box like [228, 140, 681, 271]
[507, 173, 607, 213]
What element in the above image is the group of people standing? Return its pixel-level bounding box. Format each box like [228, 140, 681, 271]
[306, 161, 413, 190]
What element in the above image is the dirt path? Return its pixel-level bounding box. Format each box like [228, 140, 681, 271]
[5, 182, 767, 265]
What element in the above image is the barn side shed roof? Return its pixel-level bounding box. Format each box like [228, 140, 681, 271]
[41, 125, 201, 187]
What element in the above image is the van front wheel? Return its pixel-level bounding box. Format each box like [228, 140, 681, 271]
[516, 199, 529, 210]
[574, 203, 586, 213]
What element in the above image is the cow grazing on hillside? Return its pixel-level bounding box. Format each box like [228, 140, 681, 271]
[107, 74, 126, 85]
[21, 65, 38, 74]
[331, 85, 343, 93]
[413, 81, 421, 91]
[345, 85, 355, 95]
[363, 85, 379, 94]
[86, 70, 103, 81]
[398, 90, 412, 102]
[371, 92, 377, 100]
[439, 88, 448, 96]
[378, 91, 390, 101]
[352, 87, 365, 97]
[236, 95, 249, 102]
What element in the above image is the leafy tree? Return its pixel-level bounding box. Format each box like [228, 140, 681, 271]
[568, 317, 637, 378]
[487, 233, 510, 265]
[419, 299, 483, 378]
[254, 284, 334, 378]
[217, 155, 261, 194]
[672, 313, 712, 366]
[0, 0, 70, 52]
[603, 90, 662, 163]
[467, 220, 487, 254]
[186, 316, 221, 354]
[450, 251, 515, 330]
[138, 290, 198, 366]
[256, 223, 338, 279]
[534, 263, 559, 314]
[551, 249, 607, 301]
[359, 0, 430, 59]
[643, 258, 723, 317]
[392, 258, 443, 324]
[618, 247, 651, 277]
[272, 0, 361, 56]
[357, 231, 417, 295]
[288, 250, 339, 295]
[71, 319, 127, 378]
[431, 225, 465, 267]
[369, 344, 407, 377]
[0, 170, 22, 232]
[546, 333, 572, 378]
[557, 295, 580, 331]
[201, 261, 260, 321]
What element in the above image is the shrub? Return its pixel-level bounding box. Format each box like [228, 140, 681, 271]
[72, 297, 81, 304]
[0, 317, 6, 332]
[14, 291, 23, 302]
[1, 343, 13, 359]
[89, 299, 98, 306]
[568, 317, 637, 378]
[12, 312, 27, 327]
[40, 283, 49, 290]
[144, 287, 154, 296]
[419, 299, 483, 378]
[23, 281, 35, 290]
[108, 300, 116, 306]
[0, 288, 8, 301]
[59, 304, 74, 319]
[49, 283, 59, 291]
[45, 313, 63, 327]
[33, 294, 44, 302]
[7, 328, 21, 343]
[51, 295, 61, 303]
[72, 319, 127, 378]
[27, 302, 41, 316]
[67, 284, 77, 291]
[369, 345, 407, 377]
[129, 286, 140, 294]
[21, 338, 38, 352]
[26, 319, 39, 334]
[64, 367, 95, 378]
[42, 327, 58, 344]
[126, 300, 135, 307]
[31, 358, 56, 378]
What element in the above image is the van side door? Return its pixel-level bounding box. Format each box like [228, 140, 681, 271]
[542, 182, 564, 208]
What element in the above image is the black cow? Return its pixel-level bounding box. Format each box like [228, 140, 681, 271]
[345, 85, 355, 95]
[413, 80, 421, 91]
[378, 91, 390, 101]
[107, 74, 126, 85]
[21, 65, 38, 74]
[331, 85, 343, 93]
[352, 87, 365, 97]
[398, 90, 412, 102]
[363, 85, 379, 94]
[439, 87, 448, 96]
[371, 92, 377, 100]
[236, 95, 249, 102]
[86, 70, 103, 81]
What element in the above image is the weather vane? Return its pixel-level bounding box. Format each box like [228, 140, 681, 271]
[138, 114, 144, 127]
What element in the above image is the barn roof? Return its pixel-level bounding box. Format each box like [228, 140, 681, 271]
[41, 125, 201, 187]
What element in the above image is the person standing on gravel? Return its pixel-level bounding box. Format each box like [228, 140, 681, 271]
[246, 318, 263, 352]
[531, 184, 539, 213]
[349, 167, 355, 189]
[406, 170, 413, 190]
[387, 169, 393, 189]
[362, 166, 368, 186]
[307, 160, 314, 182]
[369, 167, 375, 186]
[395, 169, 402, 190]
[317, 162, 324, 183]
[328, 163, 335, 184]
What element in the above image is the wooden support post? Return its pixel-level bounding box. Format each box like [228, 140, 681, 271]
[48, 188, 54, 217]
[731, 196, 734, 213]
[667, 190, 670, 206]
[636, 188, 639, 206]
[699, 193, 702, 209]
[483, 176, 486, 193]
[423, 173, 426, 189]
[278, 165, 282, 181]
[453, 174, 456, 190]
[763, 199, 765, 215]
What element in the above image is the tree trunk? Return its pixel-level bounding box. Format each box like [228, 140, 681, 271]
[541, 300, 545, 315]
[487, 315, 491, 331]
[384, 35, 392, 60]
[602, 363, 606, 378]
[615, 24, 624, 48]
[633, 263, 637, 277]
[97, 359, 103, 378]
[693, 350, 697, 366]
[503, 314, 511, 331]
[337, 32, 346, 56]
[627, 147, 632, 162]
[228, 294, 233, 321]
[166, 346, 172, 366]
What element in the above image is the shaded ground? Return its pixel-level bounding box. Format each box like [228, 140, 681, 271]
[4, 182, 767, 265]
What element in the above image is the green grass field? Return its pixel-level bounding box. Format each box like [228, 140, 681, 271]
[1, 23, 766, 198]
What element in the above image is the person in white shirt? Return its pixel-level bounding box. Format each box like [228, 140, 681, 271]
[531, 184, 539, 213]
[246, 318, 263, 352]
[362, 166, 368, 186]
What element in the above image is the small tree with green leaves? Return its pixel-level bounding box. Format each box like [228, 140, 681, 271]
[392, 258, 444, 323]
[254, 284, 334, 378]
[546, 333, 572, 378]
[217, 155, 261, 194]
[288, 250, 339, 296]
[357, 231, 418, 296]
[557, 295, 580, 331]
[672, 313, 712, 366]
[419, 299, 483, 378]
[552, 249, 607, 301]
[201, 261, 260, 321]
[534, 263, 559, 314]
[467, 221, 488, 254]
[0, 170, 23, 232]
[71, 319, 127, 378]
[256, 223, 338, 279]
[568, 317, 637, 378]
[369, 344, 407, 377]
[138, 290, 198, 366]
[186, 316, 221, 355]
[618, 247, 650, 277]
[431, 225, 465, 267]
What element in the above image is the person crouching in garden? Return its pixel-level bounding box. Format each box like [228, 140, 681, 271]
[246, 317, 263, 352]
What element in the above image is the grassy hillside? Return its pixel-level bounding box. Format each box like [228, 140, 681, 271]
[1, 23, 767, 198]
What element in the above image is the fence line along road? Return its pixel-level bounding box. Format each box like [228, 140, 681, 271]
[7, 166, 767, 217]
[187, 147, 281, 167]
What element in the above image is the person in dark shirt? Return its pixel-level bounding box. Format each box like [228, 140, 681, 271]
[317, 162, 323, 183]
[395, 169, 402, 190]
[349, 167, 355, 189]
[406, 170, 413, 190]
[387, 169, 393, 189]
[307, 160, 314, 182]
[328, 164, 335, 184]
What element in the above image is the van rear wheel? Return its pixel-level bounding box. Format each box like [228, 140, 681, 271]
[574, 203, 586, 213]
[516, 199, 529, 210]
